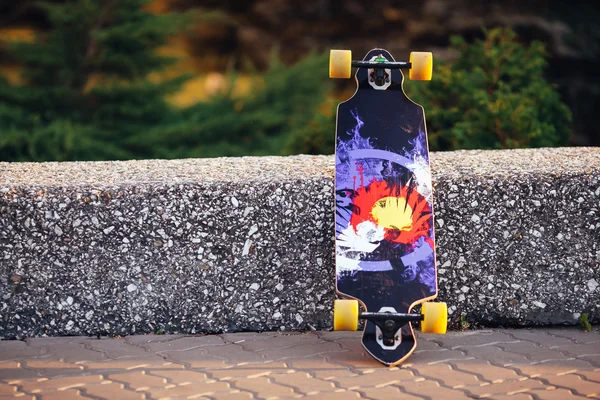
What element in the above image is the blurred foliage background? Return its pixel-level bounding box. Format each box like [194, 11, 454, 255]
[0, 0, 597, 162]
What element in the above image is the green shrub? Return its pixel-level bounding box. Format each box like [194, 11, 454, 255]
[142, 51, 334, 158]
[2, 18, 570, 161]
[405, 27, 572, 151]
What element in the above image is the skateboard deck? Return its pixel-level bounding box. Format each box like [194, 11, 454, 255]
[334, 48, 441, 366]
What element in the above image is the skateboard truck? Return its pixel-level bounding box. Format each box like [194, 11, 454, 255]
[360, 56, 398, 87]
[361, 310, 423, 347]
[329, 50, 433, 81]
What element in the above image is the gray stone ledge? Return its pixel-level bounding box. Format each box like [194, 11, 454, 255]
[1, 147, 599, 338]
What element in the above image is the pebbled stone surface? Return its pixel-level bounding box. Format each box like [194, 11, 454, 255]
[0, 328, 599, 399]
[430, 148, 600, 327]
[1, 147, 599, 338]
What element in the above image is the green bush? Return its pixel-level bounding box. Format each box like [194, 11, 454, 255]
[1, 16, 572, 161]
[141, 51, 334, 158]
[405, 27, 572, 151]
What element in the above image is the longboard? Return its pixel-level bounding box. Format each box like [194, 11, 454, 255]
[331, 48, 447, 366]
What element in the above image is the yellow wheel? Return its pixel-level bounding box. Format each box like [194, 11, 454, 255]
[329, 50, 352, 79]
[421, 302, 447, 334]
[409, 52, 433, 81]
[333, 299, 359, 330]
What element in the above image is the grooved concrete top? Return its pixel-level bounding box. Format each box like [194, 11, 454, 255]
[431, 147, 600, 178]
[0, 155, 335, 187]
[1, 147, 598, 187]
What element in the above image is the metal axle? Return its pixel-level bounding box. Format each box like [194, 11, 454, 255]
[351, 61, 411, 69]
[360, 312, 424, 322]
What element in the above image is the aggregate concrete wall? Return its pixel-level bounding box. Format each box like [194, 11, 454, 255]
[0, 147, 599, 338]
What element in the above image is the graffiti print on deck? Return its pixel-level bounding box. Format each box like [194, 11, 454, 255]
[335, 107, 436, 311]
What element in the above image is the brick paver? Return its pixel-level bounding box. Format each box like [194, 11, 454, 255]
[0, 327, 598, 399]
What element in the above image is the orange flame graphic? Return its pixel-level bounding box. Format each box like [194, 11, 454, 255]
[349, 180, 432, 247]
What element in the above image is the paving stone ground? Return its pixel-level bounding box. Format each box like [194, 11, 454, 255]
[0, 327, 598, 399]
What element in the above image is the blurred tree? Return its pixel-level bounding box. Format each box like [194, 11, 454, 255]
[140, 51, 335, 158]
[0, 0, 190, 161]
[406, 27, 572, 151]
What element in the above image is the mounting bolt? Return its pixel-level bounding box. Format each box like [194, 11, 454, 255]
[384, 320, 395, 331]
